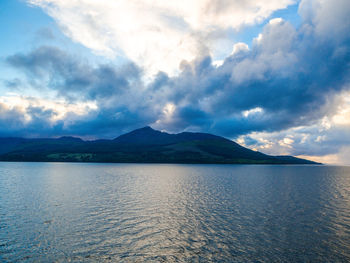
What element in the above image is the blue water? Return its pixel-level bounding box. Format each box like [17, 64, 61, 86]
[0, 163, 350, 262]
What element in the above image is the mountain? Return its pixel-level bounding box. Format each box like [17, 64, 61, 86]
[0, 127, 320, 164]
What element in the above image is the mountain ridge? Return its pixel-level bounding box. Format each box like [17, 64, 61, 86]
[0, 127, 320, 164]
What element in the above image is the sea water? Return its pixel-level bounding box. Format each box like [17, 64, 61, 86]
[1, 162, 350, 262]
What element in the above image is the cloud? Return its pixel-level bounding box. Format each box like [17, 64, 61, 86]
[0, 95, 97, 137]
[2, 0, 350, 163]
[6, 46, 142, 102]
[237, 92, 350, 163]
[299, 0, 350, 40]
[36, 27, 55, 40]
[28, 0, 295, 75]
[0, 100, 60, 137]
[298, 147, 350, 165]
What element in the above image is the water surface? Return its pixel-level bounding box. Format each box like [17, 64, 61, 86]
[1, 163, 350, 262]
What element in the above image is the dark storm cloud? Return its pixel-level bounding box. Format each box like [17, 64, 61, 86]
[157, 2, 350, 136]
[6, 46, 142, 101]
[163, 15, 350, 136]
[2, 0, 350, 141]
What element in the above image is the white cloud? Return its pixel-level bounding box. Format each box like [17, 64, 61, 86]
[278, 137, 294, 148]
[269, 17, 283, 25]
[332, 92, 350, 125]
[212, 59, 224, 68]
[0, 95, 97, 123]
[232, 42, 249, 55]
[28, 0, 295, 75]
[237, 98, 350, 164]
[242, 107, 263, 117]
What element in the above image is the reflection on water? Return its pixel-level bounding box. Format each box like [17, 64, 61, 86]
[1, 163, 350, 262]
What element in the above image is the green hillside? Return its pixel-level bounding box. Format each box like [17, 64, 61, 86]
[0, 127, 320, 164]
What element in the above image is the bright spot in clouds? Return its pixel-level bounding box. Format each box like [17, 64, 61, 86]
[278, 137, 294, 148]
[28, 0, 295, 75]
[332, 92, 350, 125]
[163, 103, 176, 119]
[242, 107, 263, 118]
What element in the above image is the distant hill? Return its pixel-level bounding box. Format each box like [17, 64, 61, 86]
[0, 126, 320, 164]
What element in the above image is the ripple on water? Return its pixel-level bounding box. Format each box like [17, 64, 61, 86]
[1, 163, 350, 262]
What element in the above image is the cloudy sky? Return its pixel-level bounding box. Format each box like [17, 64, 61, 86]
[0, 0, 349, 164]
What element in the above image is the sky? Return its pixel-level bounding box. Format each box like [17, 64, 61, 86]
[0, 0, 350, 165]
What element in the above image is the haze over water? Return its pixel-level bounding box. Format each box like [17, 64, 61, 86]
[1, 163, 350, 262]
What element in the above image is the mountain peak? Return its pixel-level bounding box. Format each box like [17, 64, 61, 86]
[134, 126, 155, 132]
[123, 126, 161, 136]
[113, 126, 169, 144]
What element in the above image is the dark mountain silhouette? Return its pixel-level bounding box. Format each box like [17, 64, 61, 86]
[0, 126, 320, 164]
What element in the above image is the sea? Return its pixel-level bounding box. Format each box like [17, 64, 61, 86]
[1, 162, 350, 262]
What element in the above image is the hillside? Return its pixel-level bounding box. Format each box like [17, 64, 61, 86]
[0, 127, 320, 164]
